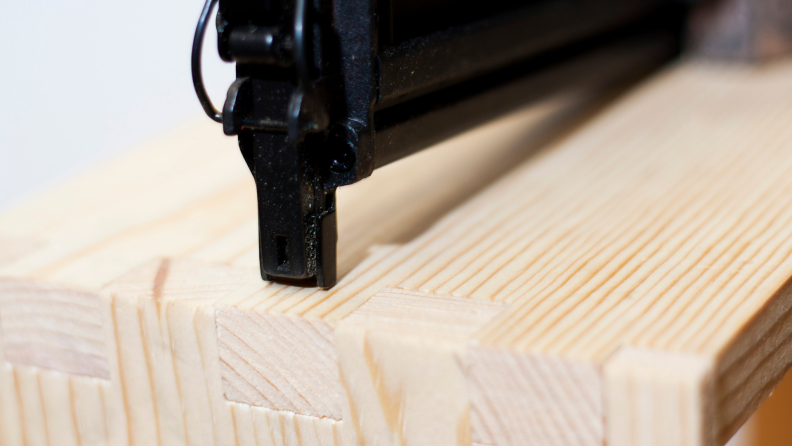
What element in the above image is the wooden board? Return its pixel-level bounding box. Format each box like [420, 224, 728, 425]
[2, 58, 792, 446]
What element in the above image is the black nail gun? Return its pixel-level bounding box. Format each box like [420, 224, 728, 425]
[192, 0, 687, 288]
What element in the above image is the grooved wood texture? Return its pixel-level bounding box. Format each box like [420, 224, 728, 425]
[114, 258, 343, 446]
[605, 347, 713, 446]
[0, 363, 112, 446]
[0, 82, 590, 446]
[336, 288, 505, 446]
[468, 347, 602, 446]
[340, 288, 505, 339]
[2, 59, 792, 446]
[712, 279, 792, 445]
[210, 60, 792, 445]
[0, 90, 580, 291]
[0, 81, 590, 445]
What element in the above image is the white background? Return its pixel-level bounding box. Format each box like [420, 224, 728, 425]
[0, 0, 235, 211]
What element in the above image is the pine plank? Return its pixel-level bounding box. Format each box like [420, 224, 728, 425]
[3, 57, 792, 446]
[336, 288, 505, 446]
[212, 59, 792, 446]
[0, 79, 595, 445]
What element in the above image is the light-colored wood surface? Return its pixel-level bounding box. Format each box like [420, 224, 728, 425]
[0, 79, 597, 446]
[0, 91, 582, 289]
[3, 58, 792, 446]
[336, 288, 505, 446]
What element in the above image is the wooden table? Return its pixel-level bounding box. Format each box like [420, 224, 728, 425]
[2, 58, 792, 446]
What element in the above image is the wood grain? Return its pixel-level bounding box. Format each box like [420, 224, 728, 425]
[0, 325, 112, 446]
[336, 288, 504, 446]
[0, 91, 585, 291]
[0, 80, 591, 445]
[217, 307, 341, 419]
[0, 279, 108, 378]
[202, 60, 792, 446]
[605, 347, 713, 446]
[103, 257, 343, 446]
[468, 346, 602, 446]
[235, 60, 792, 445]
[0, 257, 346, 446]
[3, 59, 792, 446]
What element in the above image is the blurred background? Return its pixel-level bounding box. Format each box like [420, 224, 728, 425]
[0, 0, 234, 211]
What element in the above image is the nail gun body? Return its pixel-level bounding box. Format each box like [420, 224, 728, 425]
[193, 0, 686, 288]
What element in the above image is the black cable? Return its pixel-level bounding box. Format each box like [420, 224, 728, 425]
[192, 0, 223, 123]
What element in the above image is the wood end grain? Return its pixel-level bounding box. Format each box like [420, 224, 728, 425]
[0, 278, 108, 379]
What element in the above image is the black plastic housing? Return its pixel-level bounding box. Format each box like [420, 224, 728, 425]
[206, 0, 686, 287]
